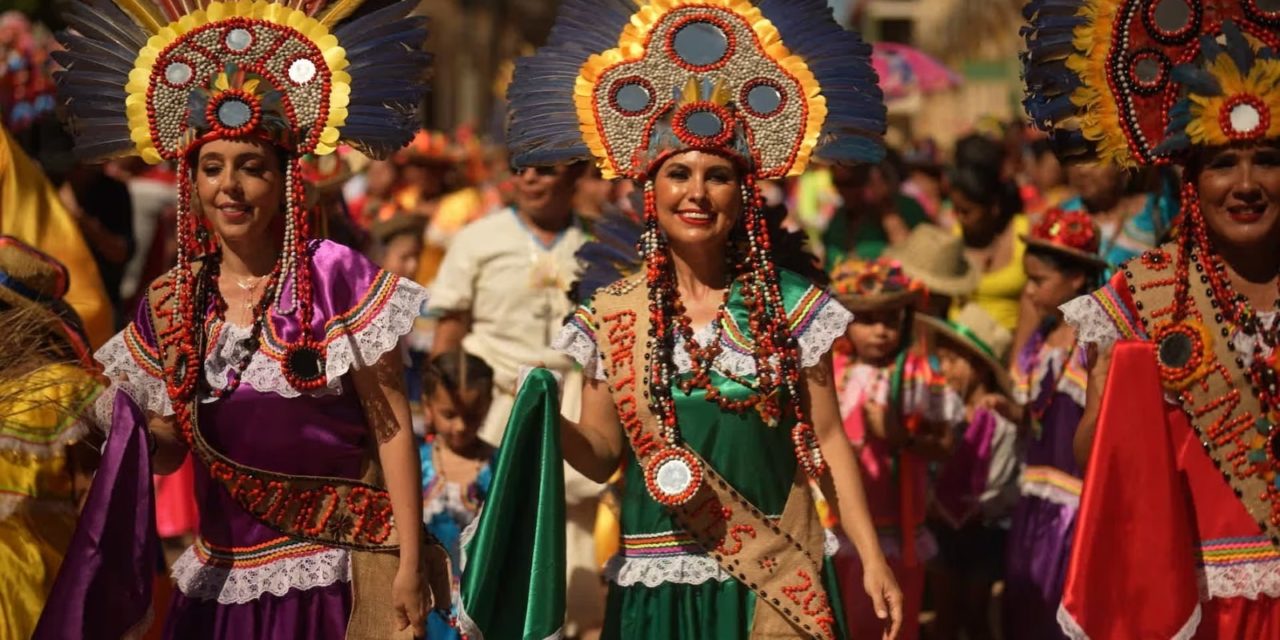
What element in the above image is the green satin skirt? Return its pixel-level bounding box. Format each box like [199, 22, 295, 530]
[602, 557, 849, 639]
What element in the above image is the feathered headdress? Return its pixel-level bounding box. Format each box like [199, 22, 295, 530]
[55, 0, 430, 163]
[52, 0, 431, 423]
[506, 0, 886, 180]
[1023, 0, 1280, 168]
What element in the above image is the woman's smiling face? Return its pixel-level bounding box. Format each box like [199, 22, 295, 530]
[651, 150, 743, 252]
[194, 138, 284, 244]
[1196, 142, 1280, 251]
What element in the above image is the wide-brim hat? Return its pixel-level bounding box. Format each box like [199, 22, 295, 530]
[1020, 208, 1109, 271]
[0, 235, 90, 365]
[1022, 235, 1110, 270]
[881, 225, 980, 298]
[916, 302, 1012, 395]
[369, 212, 428, 246]
[830, 258, 924, 312]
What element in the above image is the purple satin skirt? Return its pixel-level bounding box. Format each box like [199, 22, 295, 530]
[163, 583, 351, 639]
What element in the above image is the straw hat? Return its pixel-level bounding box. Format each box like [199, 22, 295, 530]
[881, 225, 980, 298]
[916, 302, 1012, 394]
[1021, 208, 1109, 270]
[369, 212, 428, 246]
[0, 236, 90, 364]
[829, 258, 925, 312]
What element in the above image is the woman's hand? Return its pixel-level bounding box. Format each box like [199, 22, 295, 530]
[391, 564, 427, 636]
[861, 558, 904, 640]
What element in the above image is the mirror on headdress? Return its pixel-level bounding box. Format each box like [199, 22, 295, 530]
[1134, 58, 1160, 83]
[673, 22, 730, 68]
[1152, 0, 1191, 32]
[218, 101, 254, 128]
[615, 83, 653, 114]
[685, 110, 725, 137]
[746, 84, 783, 117]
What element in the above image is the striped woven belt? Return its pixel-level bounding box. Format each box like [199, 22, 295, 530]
[1200, 536, 1280, 568]
[622, 531, 708, 558]
[193, 535, 334, 569]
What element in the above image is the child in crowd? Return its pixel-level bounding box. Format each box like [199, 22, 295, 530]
[370, 212, 431, 421]
[829, 258, 964, 640]
[369, 212, 427, 281]
[419, 350, 497, 639]
[998, 209, 1107, 639]
[920, 303, 1020, 640]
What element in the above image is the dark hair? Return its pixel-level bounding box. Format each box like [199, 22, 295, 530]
[1025, 244, 1105, 293]
[950, 134, 1023, 220]
[422, 350, 495, 398]
[1028, 138, 1056, 161]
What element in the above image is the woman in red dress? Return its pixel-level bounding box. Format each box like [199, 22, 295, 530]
[1024, 3, 1280, 637]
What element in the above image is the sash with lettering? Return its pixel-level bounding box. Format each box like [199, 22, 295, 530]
[1126, 242, 1280, 550]
[593, 275, 838, 639]
[147, 264, 450, 639]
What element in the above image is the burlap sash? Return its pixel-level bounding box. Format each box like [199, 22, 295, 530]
[1125, 244, 1280, 550]
[146, 269, 449, 639]
[593, 277, 837, 639]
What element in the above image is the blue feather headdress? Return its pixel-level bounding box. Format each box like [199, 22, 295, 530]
[506, 0, 886, 180]
[55, 0, 431, 163]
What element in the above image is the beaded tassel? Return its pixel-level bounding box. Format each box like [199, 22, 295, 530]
[161, 157, 204, 444]
[278, 155, 329, 392]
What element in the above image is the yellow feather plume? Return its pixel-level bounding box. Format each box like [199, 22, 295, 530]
[316, 0, 368, 28]
[681, 76, 700, 104]
[112, 0, 167, 34]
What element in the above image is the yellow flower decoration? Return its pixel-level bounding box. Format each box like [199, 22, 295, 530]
[1185, 55, 1280, 147]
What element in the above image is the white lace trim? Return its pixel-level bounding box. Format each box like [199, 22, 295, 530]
[325, 278, 429, 382]
[99, 278, 427, 412]
[95, 331, 173, 417]
[1061, 295, 1277, 368]
[170, 543, 351, 604]
[1056, 601, 1201, 640]
[555, 296, 852, 380]
[1061, 295, 1121, 352]
[605, 530, 839, 587]
[1200, 557, 1280, 600]
[605, 553, 733, 587]
[552, 323, 606, 381]
[206, 278, 428, 398]
[1019, 478, 1081, 510]
[795, 298, 853, 370]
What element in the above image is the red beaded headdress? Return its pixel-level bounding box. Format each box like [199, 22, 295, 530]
[512, 1, 887, 484]
[1022, 208, 1109, 270]
[55, 0, 429, 409]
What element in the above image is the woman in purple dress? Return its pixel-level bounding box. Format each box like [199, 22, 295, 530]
[1000, 210, 1107, 639]
[36, 1, 446, 639]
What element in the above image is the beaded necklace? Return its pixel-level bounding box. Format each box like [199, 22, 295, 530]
[203, 254, 282, 400]
[1175, 180, 1280, 413]
[641, 176, 825, 485]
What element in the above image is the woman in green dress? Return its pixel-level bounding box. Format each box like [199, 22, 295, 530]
[459, 0, 900, 638]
